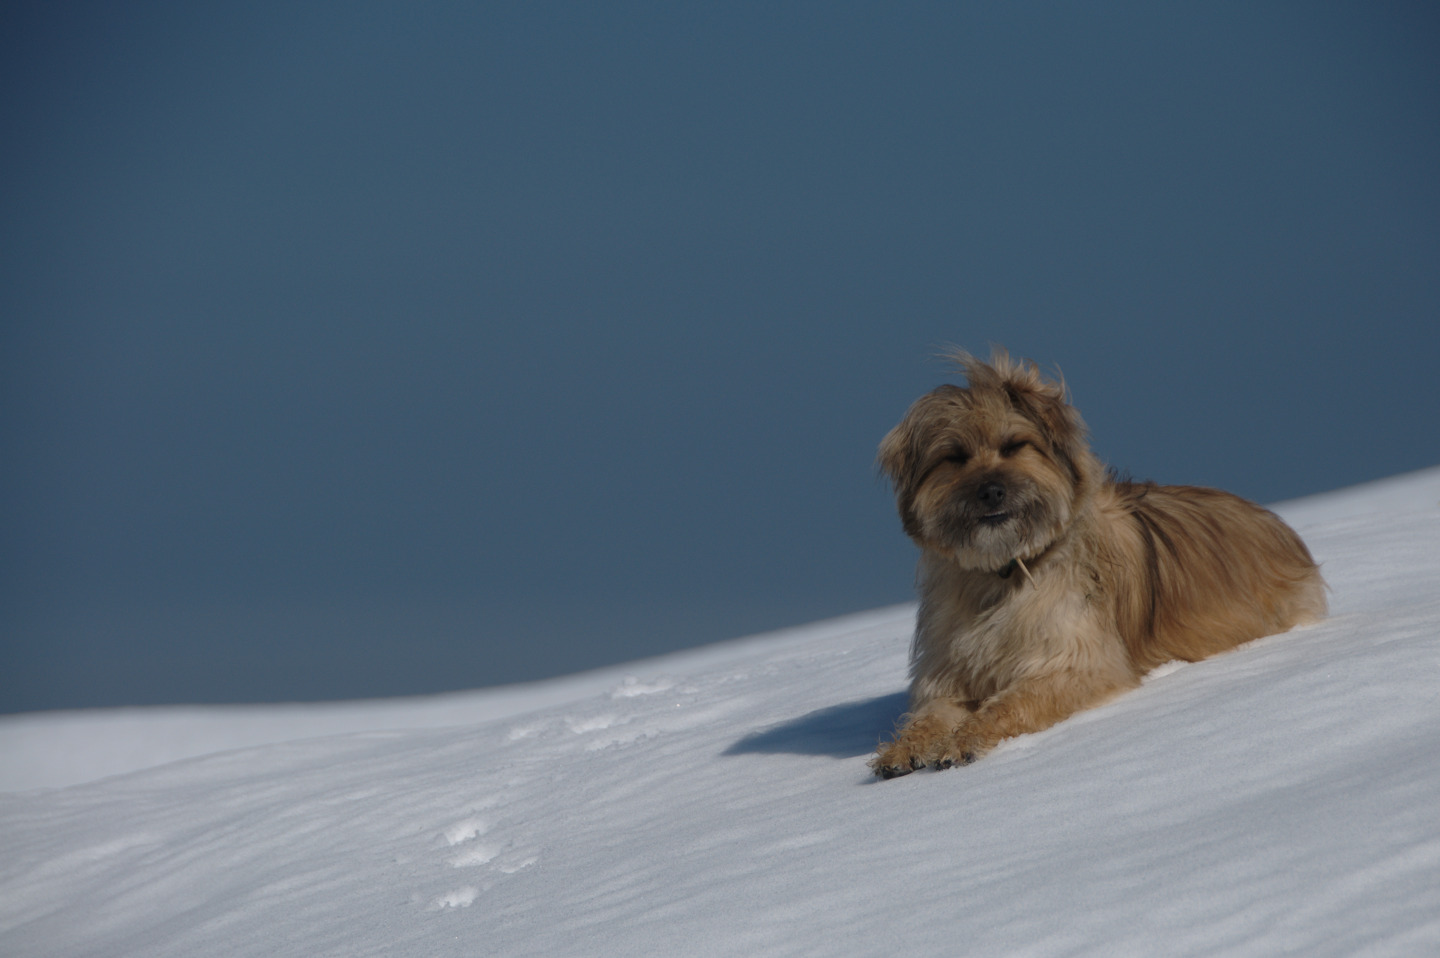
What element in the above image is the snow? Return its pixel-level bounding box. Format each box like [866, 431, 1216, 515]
[2, 467, 1439, 957]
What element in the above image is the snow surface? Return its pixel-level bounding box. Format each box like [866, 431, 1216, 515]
[2, 467, 1439, 957]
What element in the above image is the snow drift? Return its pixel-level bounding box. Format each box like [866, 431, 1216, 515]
[2, 467, 1438, 957]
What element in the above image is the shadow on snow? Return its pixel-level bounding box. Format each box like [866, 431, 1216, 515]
[723, 691, 908, 758]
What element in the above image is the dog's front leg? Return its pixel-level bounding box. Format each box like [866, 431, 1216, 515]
[935, 669, 1136, 767]
[871, 698, 974, 778]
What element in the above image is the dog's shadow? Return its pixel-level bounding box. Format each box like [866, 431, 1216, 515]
[723, 691, 908, 758]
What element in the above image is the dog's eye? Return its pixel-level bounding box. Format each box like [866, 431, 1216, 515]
[1001, 440, 1029, 457]
[944, 449, 970, 466]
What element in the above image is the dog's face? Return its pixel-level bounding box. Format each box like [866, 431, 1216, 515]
[879, 353, 1099, 570]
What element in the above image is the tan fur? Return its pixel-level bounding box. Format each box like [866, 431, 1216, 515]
[872, 350, 1326, 777]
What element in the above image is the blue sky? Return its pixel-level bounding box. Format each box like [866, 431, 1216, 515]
[3, 2, 1438, 712]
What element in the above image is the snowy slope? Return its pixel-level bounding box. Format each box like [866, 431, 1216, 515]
[2, 468, 1438, 957]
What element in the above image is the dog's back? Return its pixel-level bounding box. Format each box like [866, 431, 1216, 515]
[1100, 481, 1327, 672]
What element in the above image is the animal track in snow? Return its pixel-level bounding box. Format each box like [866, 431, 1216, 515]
[583, 727, 660, 752]
[441, 818, 501, 867]
[494, 853, 537, 874]
[610, 676, 676, 698]
[505, 720, 546, 741]
[502, 675, 703, 746]
[565, 713, 625, 734]
[435, 812, 538, 883]
[428, 886, 479, 910]
[443, 818, 489, 846]
[449, 844, 500, 867]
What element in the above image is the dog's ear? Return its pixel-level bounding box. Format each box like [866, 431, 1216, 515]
[877, 411, 919, 492]
[878, 385, 965, 492]
[878, 408, 928, 539]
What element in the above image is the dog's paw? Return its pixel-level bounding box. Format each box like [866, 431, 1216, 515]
[872, 738, 956, 778]
[872, 727, 992, 776]
[870, 743, 924, 778]
[931, 750, 975, 769]
[934, 726, 993, 768]
[873, 709, 975, 778]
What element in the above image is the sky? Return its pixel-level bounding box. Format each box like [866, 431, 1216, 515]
[3, 2, 1439, 712]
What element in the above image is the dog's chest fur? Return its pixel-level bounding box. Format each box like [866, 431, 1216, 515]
[907, 525, 1133, 709]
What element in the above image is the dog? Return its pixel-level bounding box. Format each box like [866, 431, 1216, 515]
[872, 349, 1326, 778]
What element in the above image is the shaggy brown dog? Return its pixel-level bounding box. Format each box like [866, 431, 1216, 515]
[872, 350, 1325, 778]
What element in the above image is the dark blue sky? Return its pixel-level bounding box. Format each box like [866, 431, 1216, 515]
[4, 2, 1438, 712]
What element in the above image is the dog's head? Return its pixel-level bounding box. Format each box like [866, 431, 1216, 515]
[879, 349, 1101, 571]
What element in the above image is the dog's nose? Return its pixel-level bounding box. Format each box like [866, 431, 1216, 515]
[977, 481, 1006, 509]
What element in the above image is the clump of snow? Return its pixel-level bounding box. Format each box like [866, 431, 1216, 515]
[1, 467, 1438, 957]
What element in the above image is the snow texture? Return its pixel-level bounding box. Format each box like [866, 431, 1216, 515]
[2, 467, 1439, 957]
